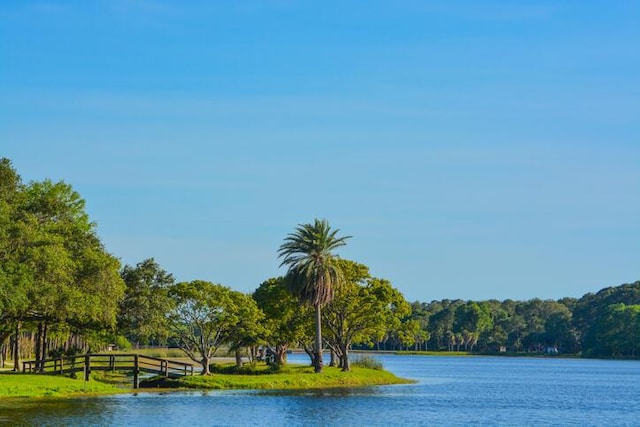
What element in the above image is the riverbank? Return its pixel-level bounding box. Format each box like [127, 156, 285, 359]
[144, 364, 413, 390]
[0, 372, 124, 398]
[0, 364, 412, 399]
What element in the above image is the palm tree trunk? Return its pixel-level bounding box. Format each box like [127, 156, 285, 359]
[314, 304, 323, 373]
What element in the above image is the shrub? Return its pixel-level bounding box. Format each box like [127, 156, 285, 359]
[351, 354, 383, 370]
[113, 336, 132, 351]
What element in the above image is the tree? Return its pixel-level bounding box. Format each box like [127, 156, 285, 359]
[278, 218, 350, 373]
[24, 180, 125, 364]
[0, 174, 124, 369]
[543, 304, 578, 353]
[593, 303, 640, 357]
[118, 259, 175, 347]
[323, 260, 411, 371]
[426, 300, 463, 351]
[406, 302, 431, 351]
[167, 280, 241, 375]
[253, 277, 313, 366]
[226, 291, 265, 368]
[0, 158, 28, 370]
[574, 281, 640, 357]
[454, 302, 493, 351]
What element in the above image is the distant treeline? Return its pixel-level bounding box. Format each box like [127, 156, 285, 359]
[371, 281, 640, 358]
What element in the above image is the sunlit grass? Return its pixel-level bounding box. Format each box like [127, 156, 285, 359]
[0, 372, 123, 398]
[1, 361, 413, 398]
[170, 363, 413, 390]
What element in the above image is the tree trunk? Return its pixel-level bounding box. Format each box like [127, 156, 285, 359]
[42, 321, 48, 363]
[35, 322, 42, 371]
[329, 349, 337, 367]
[303, 345, 315, 366]
[235, 349, 243, 368]
[314, 304, 323, 373]
[12, 322, 21, 372]
[275, 345, 288, 366]
[340, 344, 350, 372]
[201, 356, 210, 375]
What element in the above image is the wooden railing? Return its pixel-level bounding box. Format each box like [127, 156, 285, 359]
[22, 353, 194, 388]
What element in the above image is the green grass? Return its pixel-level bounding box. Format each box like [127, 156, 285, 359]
[0, 372, 124, 398]
[1, 362, 413, 398]
[149, 363, 413, 390]
[351, 354, 384, 370]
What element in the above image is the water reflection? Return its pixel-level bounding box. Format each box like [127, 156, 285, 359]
[0, 397, 111, 426]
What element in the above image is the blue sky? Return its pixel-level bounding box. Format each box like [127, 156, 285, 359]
[2, 0, 639, 302]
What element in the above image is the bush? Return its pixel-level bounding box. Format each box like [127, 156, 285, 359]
[113, 336, 132, 351]
[351, 354, 383, 370]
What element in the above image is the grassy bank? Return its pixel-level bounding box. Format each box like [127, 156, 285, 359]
[0, 372, 124, 398]
[144, 364, 413, 390]
[1, 364, 412, 398]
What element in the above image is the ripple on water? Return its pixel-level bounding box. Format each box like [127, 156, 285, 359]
[5, 356, 640, 426]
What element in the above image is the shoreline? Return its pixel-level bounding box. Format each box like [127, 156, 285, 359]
[0, 363, 412, 399]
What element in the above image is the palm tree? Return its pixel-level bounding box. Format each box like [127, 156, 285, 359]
[278, 218, 351, 373]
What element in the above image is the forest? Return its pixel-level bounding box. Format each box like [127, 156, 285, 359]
[1, 157, 639, 376]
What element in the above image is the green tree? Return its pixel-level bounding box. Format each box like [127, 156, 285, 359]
[118, 258, 175, 347]
[574, 281, 640, 357]
[323, 260, 411, 371]
[167, 280, 240, 375]
[226, 290, 265, 368]
[595, 303, 640, 357]
[4, 177, 124, 369]
[426, 300, 463, 351]
[396, 319, 429, 351]
[454, 302, 493, 351]
[543, 304, 578, 353]
[0, 159, 28, 369]
[253, 277, 313, 366]
[407, 302, 431, 351]
[278, 218, 351, 373]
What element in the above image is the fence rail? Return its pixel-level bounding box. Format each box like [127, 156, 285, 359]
[22, 353, 194, 388]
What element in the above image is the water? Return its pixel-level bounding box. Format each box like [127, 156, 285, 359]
[2, 354, 640, 426]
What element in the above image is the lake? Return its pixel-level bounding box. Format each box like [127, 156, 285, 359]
[2, 354, 640, 426]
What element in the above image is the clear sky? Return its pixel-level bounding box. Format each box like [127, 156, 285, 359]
[2, 1, 639, 302]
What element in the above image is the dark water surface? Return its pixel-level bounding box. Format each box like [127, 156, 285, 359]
[2, 354, 639, 426]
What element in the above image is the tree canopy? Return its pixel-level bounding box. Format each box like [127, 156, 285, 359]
[167, 280, 262, 375]
[0, 159, 124, 369]
[118, 258, 175, 347]
[323, 259, 411, 371]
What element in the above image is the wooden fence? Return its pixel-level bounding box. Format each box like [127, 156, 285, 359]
[22, 353, 194, 388]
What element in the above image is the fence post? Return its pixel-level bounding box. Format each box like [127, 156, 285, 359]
[84, 354, 91, 382]
[133, 354, 139, 389]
